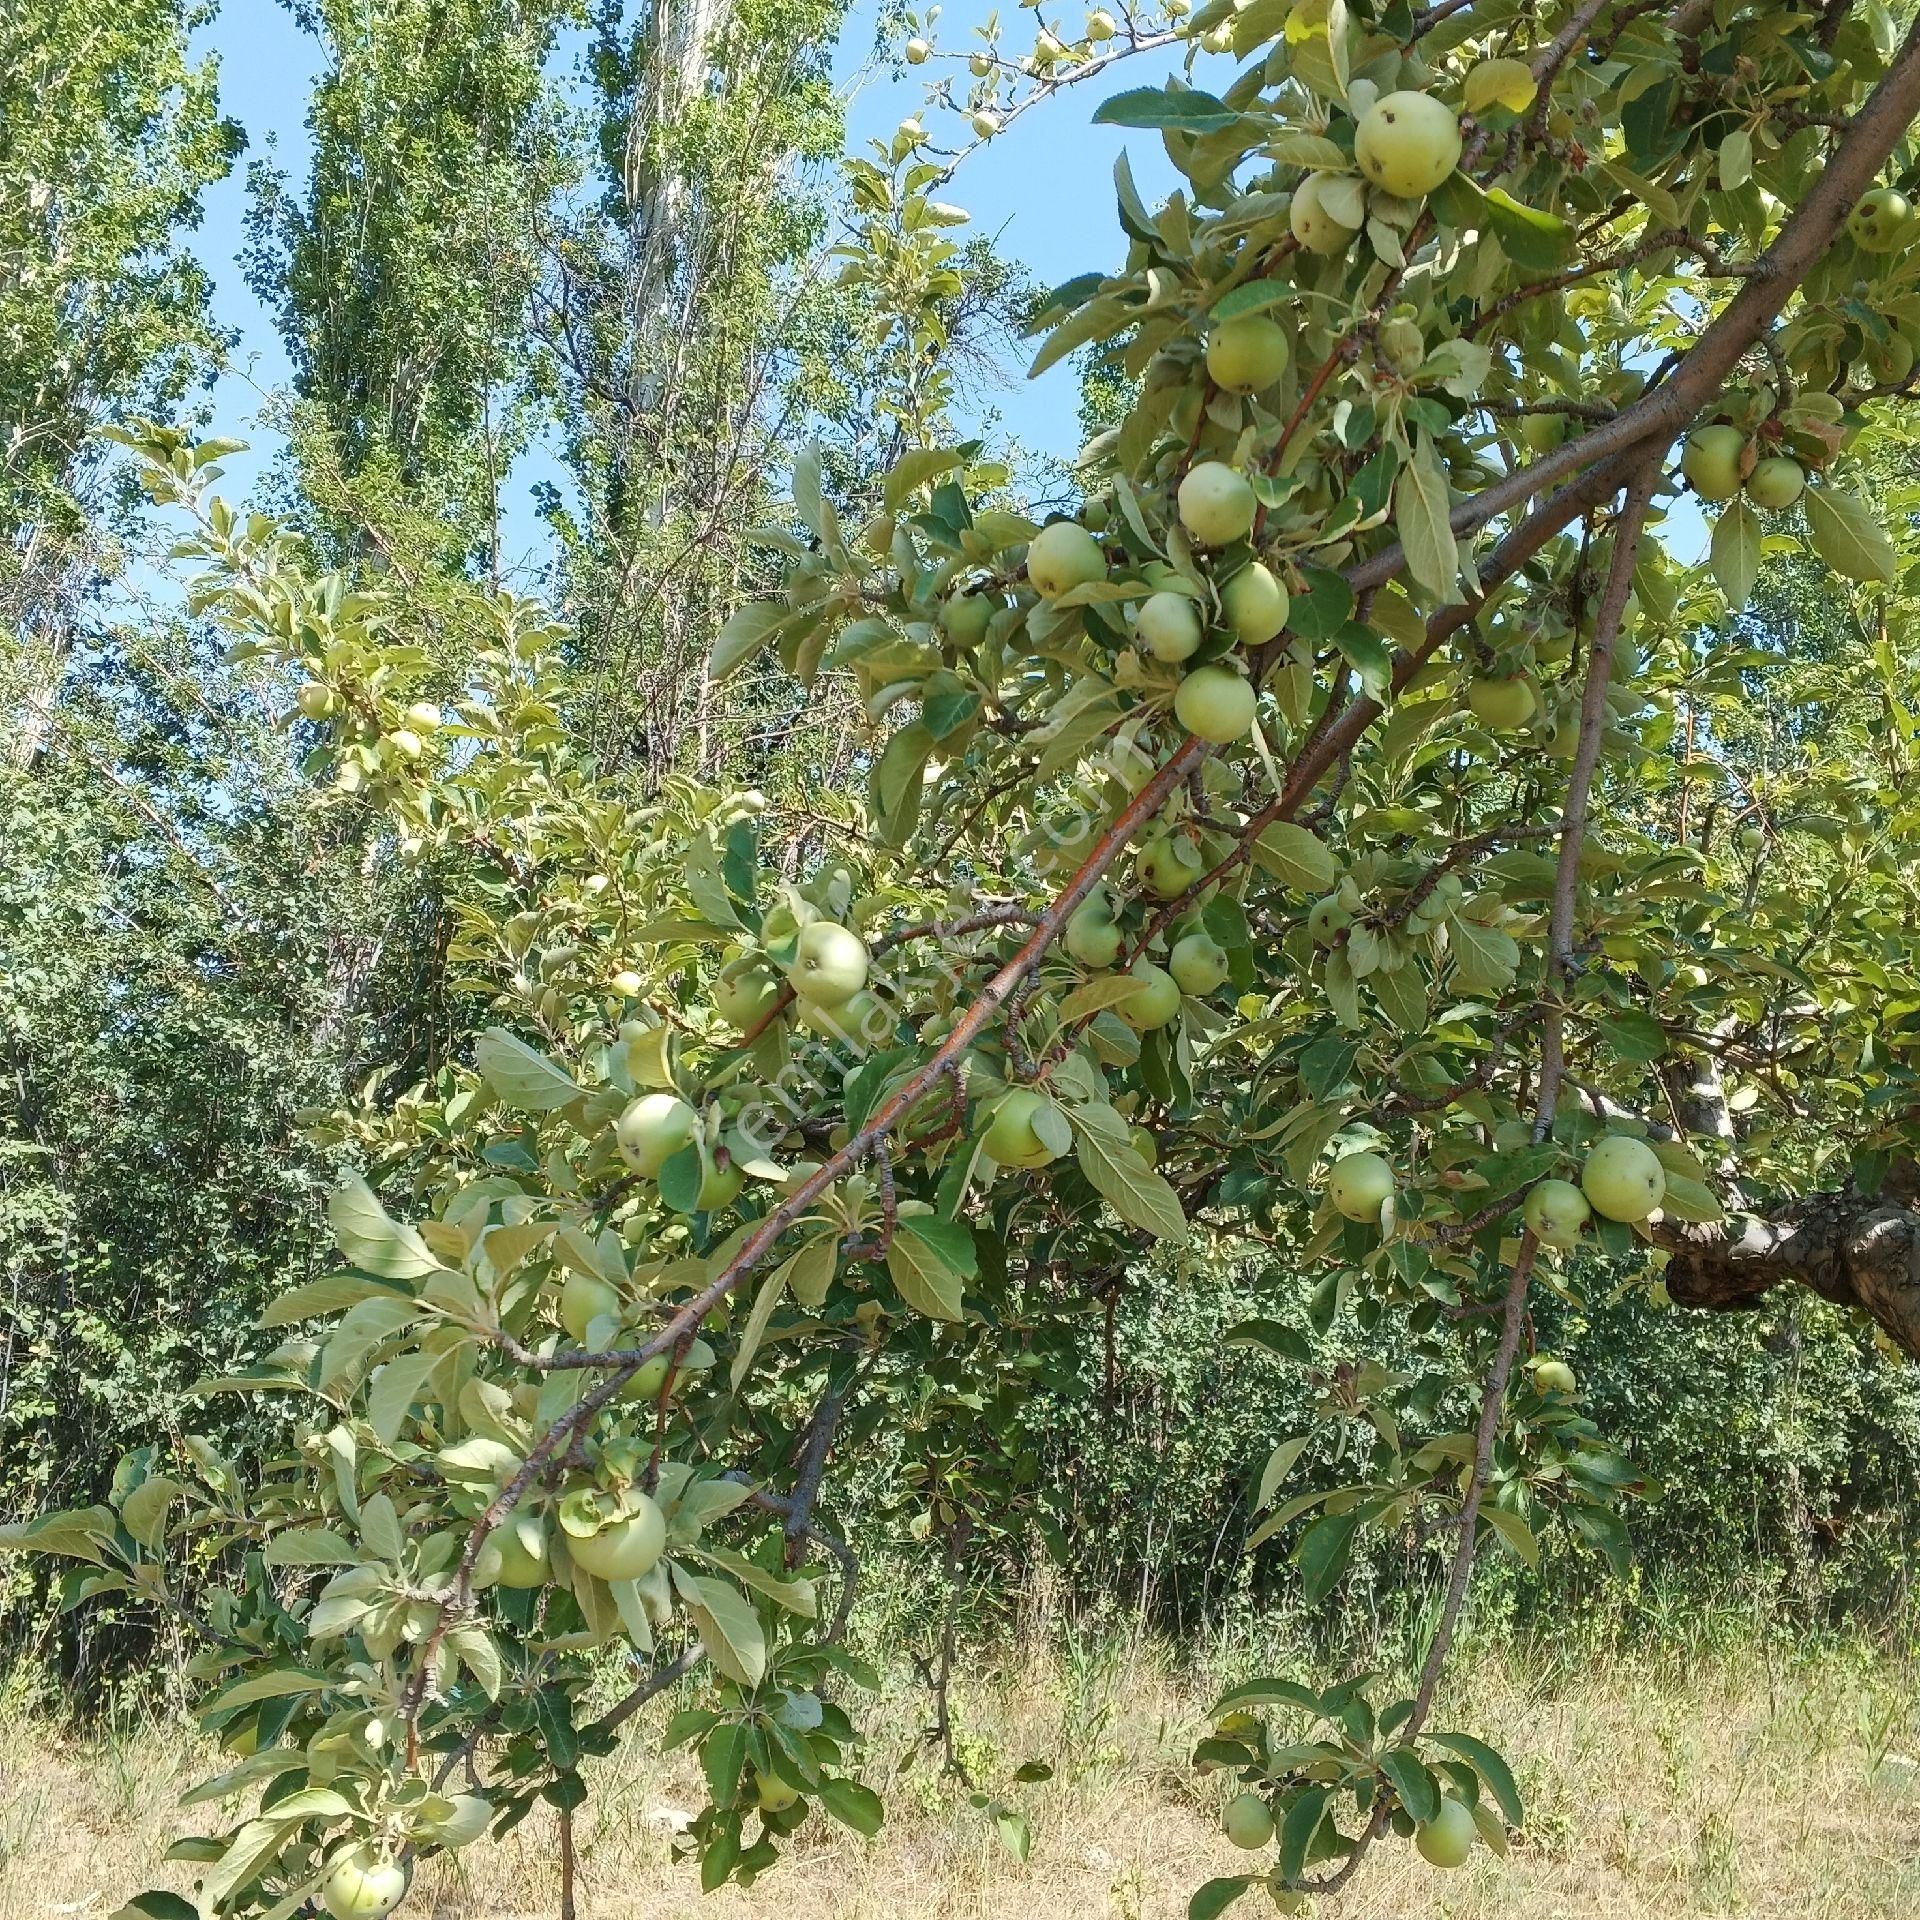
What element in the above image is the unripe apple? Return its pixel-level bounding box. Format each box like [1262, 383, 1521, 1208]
[1518, 410, 1567, 455]
[1378, 314, 1425, 376]
[1135, 590, 1204, 662]
[942, 591, 996, 645]
[1354, 92, 1461, 199]
[1118, 958, 1182, 1031]
[296, 681, 335, 720]
[970, 109, 999, 138]
[1849, 186, 1914, 252]
[402, 700, 442, 732]
[1086, 7, 1116, 37]
[713, 961, 782, 1029]
[473, 1515, 551, 1590]
[1466, 676, 1536, 729]
[565, 1494, 667, 1581]
[617, 1351, 674, 1403]
[615, 1091, 697, 1176]
[1289, 172, 1359, 254]
[1065, 889, 1124, 967]
[905, 34, 930, 61]
[560, 1268, 623, 1342]
[1307, 895, 1350, 945]
[754, 1767, 801, 1812]
[983, 1088, 1063, 1168]
[970, 50, 993, 74]
[320, 1844, 408, 1920]
[786, 921, 870, 1005]
[388, 727, 425, 760]
[1174, 664, 1258, 743]
[1169, 930, 1230, 994]
[1414, 1796, 1476, 1869]
[1137, 832, 1204, 899]
[1522, 1177, 1590, 1248]
[1328, 1149, 1393, 1222]
[1027, 520, 1107, 597]
[1221, 561, 1289, 644]
[611, 968, 645, 998]
[1580, 1134, 1666, 1222]
[1531, 1356, 1578, 1395]
[1745, 456, 1805, 510]
[1223, 1790, 1275, 1849]
[1205, 314, 1290, 393]
[1681, 425, 1747, 502]
[1177, 461, 1257, 547]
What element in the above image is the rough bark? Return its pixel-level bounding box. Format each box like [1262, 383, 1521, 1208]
[1658, 1189, 1920, 1362]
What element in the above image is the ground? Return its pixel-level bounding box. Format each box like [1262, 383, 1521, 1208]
[2, 1633, 1916, 1918]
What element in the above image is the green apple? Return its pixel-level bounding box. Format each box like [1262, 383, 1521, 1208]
[1066, 888, 1124, 967]
[786, 921, 870, 1005]
[402, 700, 442, 733]
[1135, 590, 1204, 662]
[942, 591, 996, 645]
[1086, 6, 1116, 36]
[1223, 1790, 1275, 1849]
[1175, 664, 1258, 743]
[1177, 462, 1257, 546]
[1518, 410, 1567, 455]
[610, 968, 645, 999]
[1169, 930, 1230, 994]
[1849, 186, 1914, 252]
[1206, 314, 1290, 394]
[320, 1845, 409, 1920]
[1467, 676, 1536, 729]
[296, 681, 335, 720]
[1220, 561, 1289, 644]
[983, 1088, 1063, 1168]
[1681, 425, 1747, 502]
[1289, 171, 1359, 254]
[1413, 1796, 1475, 1869]
[1745, 456, 1805, 510]
[560, 1268, 623, 1342]
[473, 1514, 551, 1590]
[618, 1351, 674, 1403]
[564, 1493, 667, 1581]
[713, 960, 783, 1029]
[1355, 92, 1461, 198]
[905, 34, 930, 61]
[1581, 1135, 1666, 1221]
[1117, 959, 1182, 1031]
[969, 109, 999, 138]
[1137, 832, 1205, 899]
[1378, 314, 1425, 376]
[1531, 1356, 1578, 1395]
[1522, 1177, 1590, 1248]
[675, 1156, 742, 1212]
[1328, 1149, 1393, 1222]
[1027, 520, 1107, 597]
[615, 1092, 697, 1176]
[754, 1766, 801, 1812]
[388, 727, 425, 760]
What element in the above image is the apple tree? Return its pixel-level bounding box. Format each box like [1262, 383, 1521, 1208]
[9, 0, 1920, 1915]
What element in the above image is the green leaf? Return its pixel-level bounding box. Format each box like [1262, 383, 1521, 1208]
[1255, 1437, 1310, 1511]
[1427, 1731, 1524, 1825]
[1296, 1507, 1361, 1605]
[1484, 189, 1572, 270]
[1482, 1505, 1539, 1567]
[1277, 1784, 1329, 1881]
[1069, 1104, 1189, 1242]
[885, 1215, 974, 1321]
[327, 1177, 440, 1280]
[1381, 1747, 1441, 1822]
[1287, 565, 1353, 640]
[704, 1722, 747, 1808]
[263, 1527, 361, 1567]
[1709, 498, 1761, 609]
[1396, 430, 1458, 601]
[882, 446, 967, 511]
[112, 1895, 201, 1920]
[730, 1262, 790, 1388]
[1211, 277, 1292, 322]
[1251, 822, 1337, 893]
[1804, 484, 1896, 582]
[710, 600, 788, 680]
[1449, 916, 1521, 997]
[672, 1566, 767, 1687]
[818, 1775, 885, 1835]
[202, 1668, 334, 1715]
[259, 1273, 402, 1327]
[1187, 1877, 1253, 1920]
[1093, 85, 1239, 131]
[473, 1028, 584, 1114]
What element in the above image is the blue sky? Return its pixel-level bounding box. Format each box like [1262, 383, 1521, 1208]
[182, 0, 1188, 533]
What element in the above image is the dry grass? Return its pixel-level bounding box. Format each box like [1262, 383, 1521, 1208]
[3, 1631, 1917, 1919]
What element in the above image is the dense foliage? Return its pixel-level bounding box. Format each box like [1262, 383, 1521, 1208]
[6, 1, 1920, 1918]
